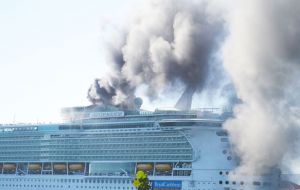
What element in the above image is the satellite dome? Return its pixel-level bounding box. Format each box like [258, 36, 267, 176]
[134, 97, 143, 109]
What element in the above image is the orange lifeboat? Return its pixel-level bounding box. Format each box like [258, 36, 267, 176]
[69, 163, 84, 171]
[53, 163, 66, 170]
[28, 163, 42, 170]
[155, 164, 172, 171]
[137, 163, 153, 171]
[3, 163, 16, 170]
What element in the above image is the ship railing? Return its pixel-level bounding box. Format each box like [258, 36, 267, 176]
[193, 108, 221, 112]
[89, 172, 129, 177]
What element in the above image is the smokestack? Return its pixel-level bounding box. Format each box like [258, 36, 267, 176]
[175, 86, 196, 110]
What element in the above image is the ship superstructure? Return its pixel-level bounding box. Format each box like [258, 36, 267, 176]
[0, 104, 283, 190]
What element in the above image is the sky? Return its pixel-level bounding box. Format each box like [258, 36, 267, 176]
[0, 0, 300, 176]
[0, 0, 140, 123]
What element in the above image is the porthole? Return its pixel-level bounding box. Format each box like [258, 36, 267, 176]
[253, 181, 261, 186]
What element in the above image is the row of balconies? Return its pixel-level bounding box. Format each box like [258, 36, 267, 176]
[0, 135, 186, 145]
[0, 148, 193, 156]
[0, 154, 193, 161]
[0, 142, 191, 150]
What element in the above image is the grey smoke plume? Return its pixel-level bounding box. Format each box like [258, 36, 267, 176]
[223, 0, 300, 175]
[87, 77, 136, 108]
[88, 0, 225, 109]
[87, 79, 116, 105]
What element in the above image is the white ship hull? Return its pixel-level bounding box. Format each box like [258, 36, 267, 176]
[0, 108, 294, 190]
[0, 173, 280, 190]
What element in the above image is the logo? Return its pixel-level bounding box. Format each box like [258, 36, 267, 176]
[152, 181, 182, 189]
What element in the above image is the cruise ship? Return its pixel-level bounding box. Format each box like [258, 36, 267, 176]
[0, 100, 297, 190]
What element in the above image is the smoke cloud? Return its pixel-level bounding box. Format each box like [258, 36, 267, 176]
[88, 0, 226, 109]
[87, 77, 136, 108]
[86, 0, 300, 179]
[223, 0, 300, 175]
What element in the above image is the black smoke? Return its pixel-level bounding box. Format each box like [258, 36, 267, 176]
[88, 0, 227, 109]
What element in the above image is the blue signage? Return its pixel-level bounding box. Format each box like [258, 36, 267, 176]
[152, 181, 182, 189]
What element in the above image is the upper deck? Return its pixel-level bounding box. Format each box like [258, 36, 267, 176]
[0, 106, 227, 134]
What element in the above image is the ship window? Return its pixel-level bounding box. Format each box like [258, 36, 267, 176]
[221, 138, 229, 142]
[160, 121, 221, 127]
[219, 181, 222, 184]
[263, 182, 271, 186]
[216, 131, 228, 136]
[253, 181, 261, 186]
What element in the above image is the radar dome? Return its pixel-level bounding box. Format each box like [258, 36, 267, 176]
[134, 97, 143, 109]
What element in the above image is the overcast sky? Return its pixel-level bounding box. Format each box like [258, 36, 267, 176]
[0, 0, 141, 123]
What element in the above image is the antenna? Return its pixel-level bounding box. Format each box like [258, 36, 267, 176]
[13, 114, 16, 124]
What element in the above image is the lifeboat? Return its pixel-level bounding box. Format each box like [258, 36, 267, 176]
[3, 163, 16, 170]
[137, 163, 153, 171]
[28, 163, 42, 170]
[69, 163, 84, 171]
[53, 164, 66, 170]
[155, 164, 172, 171]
